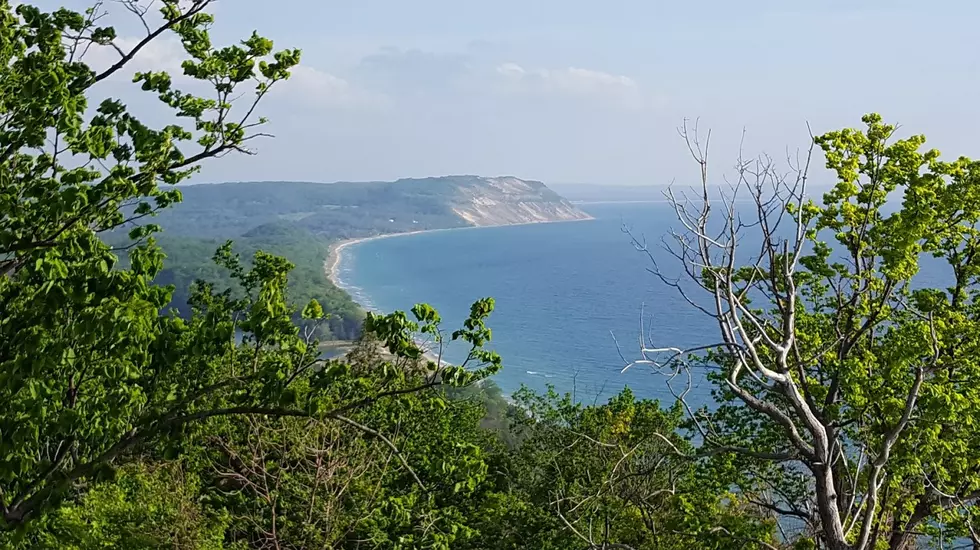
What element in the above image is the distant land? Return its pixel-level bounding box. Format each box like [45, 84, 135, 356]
[159, 176, 591, 239]
[140, 176, 591, 341]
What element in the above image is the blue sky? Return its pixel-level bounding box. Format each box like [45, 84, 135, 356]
[67, 0, 980, 185]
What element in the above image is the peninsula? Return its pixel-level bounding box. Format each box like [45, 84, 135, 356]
[143, 176, 592, 340]
[315, 176, 594, 287]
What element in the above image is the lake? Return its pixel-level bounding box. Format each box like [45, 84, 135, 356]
[335, 202, 723, 405]
[336, 201, 951, 406]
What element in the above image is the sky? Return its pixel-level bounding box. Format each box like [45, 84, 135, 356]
[55, 0, 980, 185]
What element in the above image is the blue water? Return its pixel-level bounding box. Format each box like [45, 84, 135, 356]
[336, 202, 952, 405]
[336, 203, 718, 405]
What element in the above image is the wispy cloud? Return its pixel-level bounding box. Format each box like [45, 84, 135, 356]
[278, 65, 388, 110]
[336, 45, 658, 110]
[497, 63, 637, 91]
[494, 62, 651, 108]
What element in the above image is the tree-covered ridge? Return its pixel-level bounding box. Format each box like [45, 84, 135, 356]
[152, 229, 363, 341]
[149, 180, 465, 241]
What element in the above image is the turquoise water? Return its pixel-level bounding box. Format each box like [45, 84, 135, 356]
[336, 203, 714, 404]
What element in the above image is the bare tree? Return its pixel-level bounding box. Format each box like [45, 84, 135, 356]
[622, 115, 980, 550]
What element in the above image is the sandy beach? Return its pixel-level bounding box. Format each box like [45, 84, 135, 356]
[324, 229, 432, 289]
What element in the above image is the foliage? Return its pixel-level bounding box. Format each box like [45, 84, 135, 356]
[0, 1, 496, 536]
[186, 314, 504, 550]
[0, 0, 305, 527]
[638, 113, 980, 549]
[151, 228, 364, 340]
[7, 463, 231, 550]
[469, 386, 776, 550]
[8, 360, 774, 550]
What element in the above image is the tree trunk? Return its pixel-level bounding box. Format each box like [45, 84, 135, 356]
[814, 464, 852, 550]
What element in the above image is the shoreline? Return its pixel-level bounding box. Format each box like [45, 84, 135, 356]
[324, 217, 594, 290]
[325, 229, 432, 289]
[323, 218, 593, 372]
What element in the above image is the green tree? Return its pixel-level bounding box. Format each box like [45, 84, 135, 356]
[627, 114, 980, 549]
[0, 0, 502, 532]
[0, 0, 300, 527]
[152, 229, 365, 341]
[9, 463, 231, 550]
[192, 323, 503, 550]
[468, 386, 775, 550]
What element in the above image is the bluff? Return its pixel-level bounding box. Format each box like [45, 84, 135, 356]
[399, 175, 591, 226]
[153, 175, 592, 240]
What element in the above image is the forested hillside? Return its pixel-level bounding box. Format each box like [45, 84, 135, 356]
[152, 228, 364, 340]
